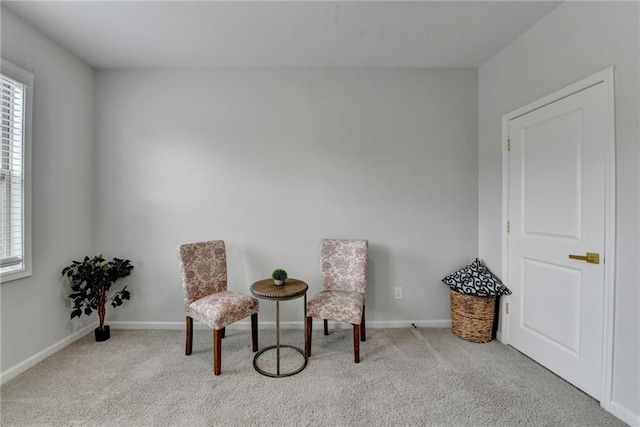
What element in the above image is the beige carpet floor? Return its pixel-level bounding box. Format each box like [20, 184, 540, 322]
[0, 327, 626, 426]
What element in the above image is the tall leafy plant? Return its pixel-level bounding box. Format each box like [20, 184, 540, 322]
[62, 255, 134, 331]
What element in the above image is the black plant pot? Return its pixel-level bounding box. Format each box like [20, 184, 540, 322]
[94, 325, 111, 342]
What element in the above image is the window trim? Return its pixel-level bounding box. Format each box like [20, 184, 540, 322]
[1, 58, 33, 282]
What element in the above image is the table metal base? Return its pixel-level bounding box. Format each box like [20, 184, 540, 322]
[253, 344, 308, 378]
[250, 280, 309, 378]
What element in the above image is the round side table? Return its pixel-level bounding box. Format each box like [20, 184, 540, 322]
[250, 278, 308, 378]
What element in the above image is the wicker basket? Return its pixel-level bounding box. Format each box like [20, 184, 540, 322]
[449, 289, 496, 343]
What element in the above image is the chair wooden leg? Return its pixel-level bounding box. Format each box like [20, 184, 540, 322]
[213, 329, 222, 375]
[361, 306, 366, 342]
[185, 316, 193, 356]
[251, 313, 258, 352]
[353, 324, 360, 363]
[323, 319, 329, 336]
[305, 316, 313, 357]
[221, 327, 226, 339]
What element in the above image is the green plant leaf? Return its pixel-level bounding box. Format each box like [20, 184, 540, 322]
[62, 255, 134, 320]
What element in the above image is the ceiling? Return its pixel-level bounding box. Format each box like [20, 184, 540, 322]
[3, 1, 561, 69]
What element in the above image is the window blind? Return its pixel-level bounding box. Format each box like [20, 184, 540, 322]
[1, 72, 25, 271]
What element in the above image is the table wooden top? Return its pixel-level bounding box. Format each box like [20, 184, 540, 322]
[250, 278, 308, 300]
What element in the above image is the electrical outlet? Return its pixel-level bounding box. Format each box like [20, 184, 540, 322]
[394, 287, 402, 299]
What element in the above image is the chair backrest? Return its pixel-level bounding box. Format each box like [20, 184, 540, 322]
[178, 240, 228, 305]
[320, 239, 368, 294]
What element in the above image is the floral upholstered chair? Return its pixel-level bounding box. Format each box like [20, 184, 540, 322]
[305, 239, 368, 363]
[178, 240, 259, 375]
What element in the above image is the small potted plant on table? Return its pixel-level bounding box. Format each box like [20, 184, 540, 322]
[62, 255, 134, 342]
[272, 268, 288, 286]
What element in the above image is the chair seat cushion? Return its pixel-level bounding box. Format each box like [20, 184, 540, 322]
[307, 290, 364, 325]
[187, 291, 259, 330]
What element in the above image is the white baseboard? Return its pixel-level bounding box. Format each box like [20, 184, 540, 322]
[609, 401, 640, 427]
[109, 319, 452, 331]
[109, 321, 186, 330]
[1, 322, 97, 384]
[377, 320, 452, 328]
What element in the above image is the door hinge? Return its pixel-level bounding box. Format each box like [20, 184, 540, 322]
[505, 303, 510, 314]
[507, 221, 510, 233]
[507, 139, 511, 151]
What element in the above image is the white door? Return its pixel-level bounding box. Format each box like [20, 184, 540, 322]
[507, 77, 612, 400]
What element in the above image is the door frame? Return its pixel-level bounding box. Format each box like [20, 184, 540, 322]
[500, 67, 616, 409]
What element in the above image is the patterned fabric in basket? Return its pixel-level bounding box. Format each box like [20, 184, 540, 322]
[442, 258, 511, 297]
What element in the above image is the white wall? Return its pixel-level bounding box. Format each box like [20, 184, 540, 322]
[1, 3, 636, 423]
[478, 2, 639, 424]
[94, 68, 479, 327]
[0, 8, 96, 373]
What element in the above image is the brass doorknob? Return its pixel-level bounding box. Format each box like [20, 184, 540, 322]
[568, 252, 600, 264]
